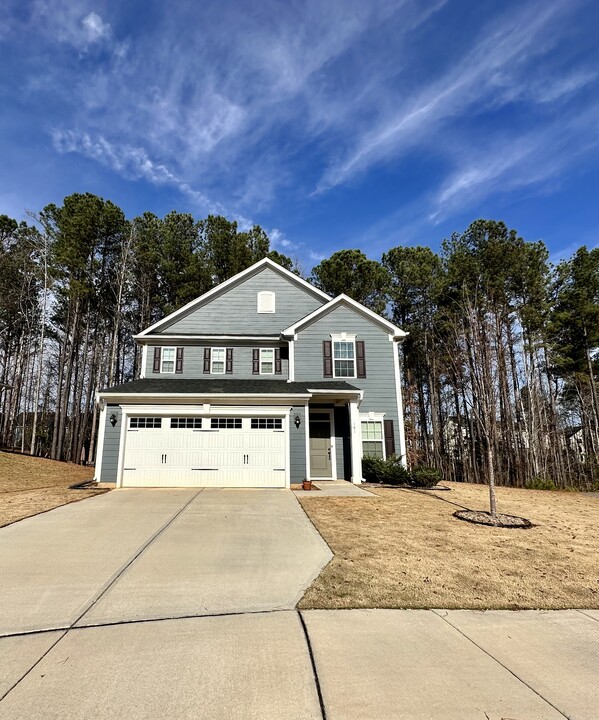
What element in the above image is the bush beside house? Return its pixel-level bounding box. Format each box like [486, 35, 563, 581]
[362, 456, 441, 488]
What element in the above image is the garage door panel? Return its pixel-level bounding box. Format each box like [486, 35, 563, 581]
[121, 416, 288, 488]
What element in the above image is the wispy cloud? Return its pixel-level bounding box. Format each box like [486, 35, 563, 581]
[430, 102, 599, 222]
[81, 12, 111, 44]
[51, 129, 223, 214]
[316, 0, 578, 192]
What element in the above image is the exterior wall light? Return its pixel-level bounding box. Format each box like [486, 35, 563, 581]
[294, 414, 301, 429]
[109, 413, 118, 427]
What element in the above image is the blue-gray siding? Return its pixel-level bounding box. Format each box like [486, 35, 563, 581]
[97, 405, 121, 483]
[295, 305, 402, 456]
[158, 266, 326, 335]
[289, 404, 307, 483]
[144, 343, 288, 380]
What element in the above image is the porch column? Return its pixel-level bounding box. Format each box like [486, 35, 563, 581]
[349, 399, 362, 484]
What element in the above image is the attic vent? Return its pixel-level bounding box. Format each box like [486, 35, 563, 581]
[257, 291, 275, 314]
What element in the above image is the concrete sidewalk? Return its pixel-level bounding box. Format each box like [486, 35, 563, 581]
[2, 609, 598, 718]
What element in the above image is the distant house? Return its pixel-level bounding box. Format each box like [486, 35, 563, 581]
[95, 258, 407, 488]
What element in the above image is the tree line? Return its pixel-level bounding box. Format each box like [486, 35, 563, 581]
[1, 195, 597, 489]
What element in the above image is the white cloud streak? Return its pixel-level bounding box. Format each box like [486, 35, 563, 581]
[316, 0, 579, 191]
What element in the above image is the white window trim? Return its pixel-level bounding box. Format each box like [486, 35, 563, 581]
[257, 290, 276, 313]
[330, 334, 357, 379]
[210, 347, 226, 375]
[160, 346, 177, 374]
[359, 412, 386, 460]
[260, 348, 275, 375]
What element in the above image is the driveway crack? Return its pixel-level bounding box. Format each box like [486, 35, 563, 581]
[298, 611, 328, 720]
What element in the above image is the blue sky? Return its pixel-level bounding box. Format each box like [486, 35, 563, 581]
[1, 0, 598, 271]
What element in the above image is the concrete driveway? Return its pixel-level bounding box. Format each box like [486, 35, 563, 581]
[0, 488, 332, 634]
[1, 489, 598, 719]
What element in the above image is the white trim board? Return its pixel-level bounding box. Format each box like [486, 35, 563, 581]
[136, 258, 330, 337]
[133, 334, 283, 342]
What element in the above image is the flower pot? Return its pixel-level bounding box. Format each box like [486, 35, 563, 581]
[302, 480, 312, 491]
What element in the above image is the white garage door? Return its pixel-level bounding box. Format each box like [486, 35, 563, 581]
[121, 415, 287, 488]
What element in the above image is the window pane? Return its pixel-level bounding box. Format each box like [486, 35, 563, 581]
[362, 441, 384, 458]
[170, 418, 202, 429]
[162, 348, 175, 360]
[211, 418, 242, 429]
[361, 421, 383, 440]
[334, 359, 355, 377]
[130, 417, 162, 430]
[251, 418, 282, 430]
[334, 341, 354, 359]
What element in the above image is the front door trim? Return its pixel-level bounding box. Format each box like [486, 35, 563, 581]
[308, 408, 336, 480]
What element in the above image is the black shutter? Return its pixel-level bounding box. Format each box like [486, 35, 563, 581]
[175, 347, 184, 374]
[203, 348, 211, 374]
[323, 340, 333, 377]
[153, 347, 161, 373]
[384, 419, 395, 458]
[252, 349, 260, 374]
[356, 340, 366, 378]
[226, 348, 233, 374]
[275, 348, 282, 374]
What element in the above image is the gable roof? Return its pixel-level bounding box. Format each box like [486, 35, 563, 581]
[282, 294, 407, 339]
[137, 257, 331, 337]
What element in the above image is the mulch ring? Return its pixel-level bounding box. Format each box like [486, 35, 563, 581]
[454, 509, 533, 529]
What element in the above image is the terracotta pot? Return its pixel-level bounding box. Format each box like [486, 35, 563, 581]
[302, 480, 312, 491]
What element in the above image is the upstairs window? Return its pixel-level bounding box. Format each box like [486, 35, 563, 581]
[211, 348, 226, 374]
[252, 347, 282, 375]
[260, 348, 275, 374]
[160, 347, 176, 373]
[323, 336, 365, 378]
[257, 291, 275, 313]
[152, 347, 184, 374]
[333, 340, 355, 378]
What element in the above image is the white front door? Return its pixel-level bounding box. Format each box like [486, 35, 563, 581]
[121, 415, 287, 488]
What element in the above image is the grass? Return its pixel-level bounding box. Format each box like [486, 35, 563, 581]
[0, 451, 109, 527]
[298, 481, 599, 610]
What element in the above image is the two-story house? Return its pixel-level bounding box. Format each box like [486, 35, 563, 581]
[94, 258, 407, 488]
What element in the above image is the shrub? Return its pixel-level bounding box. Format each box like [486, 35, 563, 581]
[362, 455, 410, 485]
[362, 455, 387, 483]
[525, 476, 556, 491]
[409, 465, 441, 488]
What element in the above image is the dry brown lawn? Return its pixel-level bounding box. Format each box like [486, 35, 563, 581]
[298, 482, 599, 610]
[0, 451, 109, 527]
